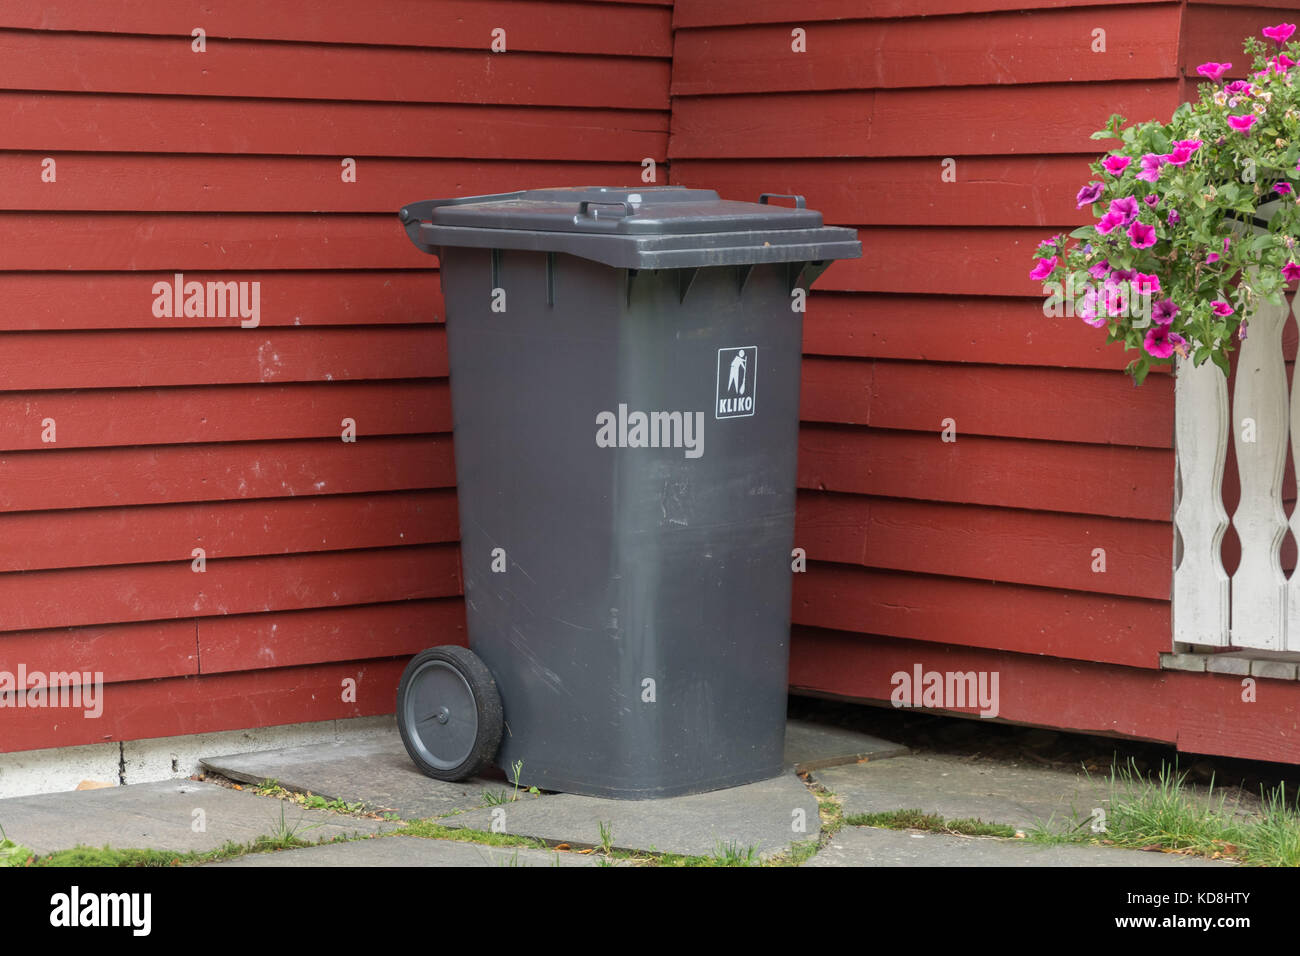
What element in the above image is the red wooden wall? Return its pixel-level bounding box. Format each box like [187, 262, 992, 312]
[0, 0, 672, 751]
[670, 0, 1300, 764]
[7, 0, 1300, 766]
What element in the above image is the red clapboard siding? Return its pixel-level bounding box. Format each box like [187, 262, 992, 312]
[198, 599, 468, 675]
[821, 227, 1185, 299]
[791, 569, 1169, 669]
[0, 490, 459, 573]
[0, 0, 675, 755]
[788, 629, 1300, 765]
[801, 294, 1129, 370]
[0, 155, 638, 213]
[0, 1, 673, 54]
[795, 493, 1172, 600]
[0, 327, 443, 389]
[0, 545, 461, 633]
[0, 437, 456, 512]
[669, 83, 1179, 158]
[0, 381, 448, 450]
[798, 426, 1176, 521]
[0, 214, 428, 271]
[0, 272, 443, 330]
[670, 155, 1097, 227]
[673, 0, 1174, 28]
[0, 620, 199, 685]
[3, 93, 668, 159]
[0, 660, 411, 752]
[800, 357, 1173, 445]
[671, 6, 1181, 95]
[1181, 5, 1300, 77]
[0, 31, 670, 110]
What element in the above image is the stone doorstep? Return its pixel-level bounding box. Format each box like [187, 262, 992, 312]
[1161, 649, 1300, 680]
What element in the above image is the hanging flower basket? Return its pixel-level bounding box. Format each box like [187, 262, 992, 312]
[1031, 23, 1300, 384]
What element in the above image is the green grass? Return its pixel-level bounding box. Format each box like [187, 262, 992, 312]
[1023, 759, 1300, 866]
[846, 808, 1018, 838]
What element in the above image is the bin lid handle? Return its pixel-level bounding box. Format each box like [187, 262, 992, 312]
[576, 199, 634, 219]
[758, 193, 806, 208]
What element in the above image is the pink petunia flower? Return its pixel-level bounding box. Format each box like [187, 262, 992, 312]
[1109, 196, 1140, 224]
[1145, 324, 1187, 359]
[1197, 62, 1233, 82]
[1211, 301, 1235, 317]
[1078, 288, 1106, 327]
[1263, 23, 1297, 46]
[1164, 146, 1197, 167]
[1128, 221, 1157, 249]
[1076, 181, 1105, 209]
[1167, 209, 1181, 225]
[1226, 80, 1252, 95]
[1143, 194, 1160, 207]
[1102, 155, 1133, 176]
[1088, 260, 1110, 280]
[1153, 299, 1179, 324]
[1227, 114, 1258, 133]
[1096, 211, 1126, 235]
[1134, 272, 1161, 295]
[1278, 182, 1295, 196]
[1136, 153, 1166, 182]
[1207, 253, 1220, 264]
[1029, 256, 1058, 281]
[1283, 261, 1300, 283]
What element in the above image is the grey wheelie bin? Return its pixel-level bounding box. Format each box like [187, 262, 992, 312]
[397, 186, 860, 798]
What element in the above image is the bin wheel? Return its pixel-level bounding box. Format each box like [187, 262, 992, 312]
[397, 645, 503, 782]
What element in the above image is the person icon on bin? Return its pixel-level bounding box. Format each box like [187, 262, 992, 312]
[727, 349, 747, 395]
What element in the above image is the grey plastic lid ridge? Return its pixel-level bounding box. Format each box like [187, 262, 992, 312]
[400, 186, 862, 270]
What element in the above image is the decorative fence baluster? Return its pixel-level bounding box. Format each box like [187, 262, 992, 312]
[1173, 354, 1231, 647]
[1229, 285, 1290, 651]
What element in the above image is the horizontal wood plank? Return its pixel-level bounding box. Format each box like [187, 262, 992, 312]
[669, 83, 1177, 158]
[0, 272, 443, 330]
[0, 436, 455, 512]
[668, 155, 1095, 227]
[802, 293, 1129, 370]
[198, 599, 466, 674]
[0, 1, 673, 54]
[0, 490, 459, 573]
[0, 31, 669, 109]
[0, 154, 638, 213]
[0, 326, 443, 390]
[792, 565, 1169, 669]
[4, 93, 668, 159]
[798, 425, 1176, 520]
[0, 659, 409, 751]
[672, 6, 1180, 95]
[0, 544, 461, 632]
[0, 381, 448, 450]
[674, 0, 1173, 27]
[796, 492, 1172, 599]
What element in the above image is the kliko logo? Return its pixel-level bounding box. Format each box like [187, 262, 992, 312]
[716, 346, 757, 419]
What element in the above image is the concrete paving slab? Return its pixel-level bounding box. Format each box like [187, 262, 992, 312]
[805, 826, 1229, 867]
[0, 780, 390, 856]
[207, 834, 612, 867]
[201, 736, 499, 820]
[445, 770, 818, 858]
[783, 718, 908, 771]
[813, 754, 1115, 831]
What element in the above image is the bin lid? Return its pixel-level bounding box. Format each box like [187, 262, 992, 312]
[399, 186, 861, 270]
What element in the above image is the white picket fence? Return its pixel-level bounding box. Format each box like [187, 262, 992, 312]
[1172, 280, 1300, 651]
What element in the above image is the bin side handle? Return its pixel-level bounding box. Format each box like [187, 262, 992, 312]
[398, 192, 526, 246]
[758, 193, 806, 208]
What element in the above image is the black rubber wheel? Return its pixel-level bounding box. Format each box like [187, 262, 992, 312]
[397, 645, 503, 781]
